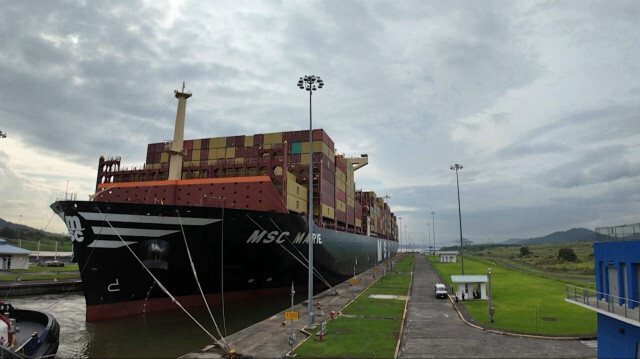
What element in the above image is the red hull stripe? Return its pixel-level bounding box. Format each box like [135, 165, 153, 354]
[85, 287, 294, 322]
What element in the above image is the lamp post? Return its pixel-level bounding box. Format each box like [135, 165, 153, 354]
[298, 75, 323, 326]
[450, 163, 464, 274]
[427, 222, 431, 254]
[430, 211, 435, 254]
[398, 217, 402, 252]
[18, 215, 22, 248]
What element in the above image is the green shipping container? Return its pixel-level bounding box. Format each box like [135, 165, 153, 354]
[291, 142, 302, 154]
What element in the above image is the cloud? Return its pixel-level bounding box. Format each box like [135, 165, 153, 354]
[0, 0, 639, 244]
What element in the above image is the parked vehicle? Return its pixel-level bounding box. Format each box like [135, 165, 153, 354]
[435, 283, 447, 299]
[42, 261, 64, 268]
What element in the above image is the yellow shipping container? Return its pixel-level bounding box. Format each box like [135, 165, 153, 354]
[210, 137, 227, 148]
[160, 152, 169, 163]
[225, 147, 235, 158]
[209, 148, 220, 159]
[347, 197, 355, 207]
[234, 158, 245, 164]
[286, 194, 307, 213]
[321, 204, 335, 219]
[355, 218, 362, 228]
[301, 141, 334, 161]
[286, 172, 307, 198]
[301, 141, 323, 154]
[336, 199, 346, 213]
[217, 148, 226, 158]
[263, 132, 283, 145]
[193, 139, 201, 150]
[335, 168, 346, 182]
[301, 153, 309, 165]
[192, 150, 200, 161]
[336, 179, 346, 192]
[244, 135, 254, 147]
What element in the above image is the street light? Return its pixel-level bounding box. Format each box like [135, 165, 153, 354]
[398, 217, 402, 252]
[427, 222, 431, 254]
[450, 163, 464, 275]
[430, 211, 436, 254]
[298, 75, 323, 326]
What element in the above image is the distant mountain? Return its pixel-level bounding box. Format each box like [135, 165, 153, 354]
[502, 228, 597, 245]
[0, 218, 68, 241]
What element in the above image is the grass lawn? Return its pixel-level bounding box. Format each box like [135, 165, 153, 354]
[0, 264, 80, 281]
[292, 255, 413, 358]
[430, 255, 596, 335]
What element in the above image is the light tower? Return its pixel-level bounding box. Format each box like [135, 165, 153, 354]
[450, 163, 464, 274]
[297, 75, 324, 326]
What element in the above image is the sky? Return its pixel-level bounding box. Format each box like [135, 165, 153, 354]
[0, 1, 639, 248]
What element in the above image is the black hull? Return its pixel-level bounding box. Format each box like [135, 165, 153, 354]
[50, 200, 398, 321]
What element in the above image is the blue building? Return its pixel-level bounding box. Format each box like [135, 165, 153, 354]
[566, 224, 640, 358]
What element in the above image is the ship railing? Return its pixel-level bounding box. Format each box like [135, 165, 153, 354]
[565, 284, 640, 323]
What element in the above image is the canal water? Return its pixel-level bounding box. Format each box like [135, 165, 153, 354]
[10, 291, 300, 358]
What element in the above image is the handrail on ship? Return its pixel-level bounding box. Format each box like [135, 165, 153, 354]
[565, 284, 640, 323]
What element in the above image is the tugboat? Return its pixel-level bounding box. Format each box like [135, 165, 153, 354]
[0, 301, 59, 359]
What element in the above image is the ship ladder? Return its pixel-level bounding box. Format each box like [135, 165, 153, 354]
[96, 209, 232, 354]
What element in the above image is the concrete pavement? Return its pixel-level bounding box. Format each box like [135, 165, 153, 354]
[397, 255, 597, 358]
[182, 254, 597, 358]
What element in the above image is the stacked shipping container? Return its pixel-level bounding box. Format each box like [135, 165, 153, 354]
[97, 129, 396, 241]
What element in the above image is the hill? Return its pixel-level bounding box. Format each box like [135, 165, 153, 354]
[502, 228, 596, 245]
[0, 218, 69, 242]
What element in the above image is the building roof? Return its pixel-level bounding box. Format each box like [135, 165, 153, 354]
[0, 238, 31, 255]
[439, 251, 459, 255]
[451, 275, 488, 283]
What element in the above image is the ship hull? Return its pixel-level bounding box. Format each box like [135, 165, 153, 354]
[50, 200, 397, 321]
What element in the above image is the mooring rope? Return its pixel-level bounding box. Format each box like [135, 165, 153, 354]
[245, 215, 335, 292]
[175, 210, 229, 349]
[95, 208, 230, 352]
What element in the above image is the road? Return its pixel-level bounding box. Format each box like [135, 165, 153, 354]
[397, 255, 597, 358]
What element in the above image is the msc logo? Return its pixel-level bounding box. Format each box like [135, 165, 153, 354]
[65, 216, 85, 242]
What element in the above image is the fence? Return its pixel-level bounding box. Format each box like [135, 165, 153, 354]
[566, 284, 640, 323]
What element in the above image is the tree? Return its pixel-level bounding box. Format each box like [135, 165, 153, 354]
[519, 246, 531, 257]
[557, 248, 577, 262]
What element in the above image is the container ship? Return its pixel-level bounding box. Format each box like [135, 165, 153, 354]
[50, 86, 399, 322]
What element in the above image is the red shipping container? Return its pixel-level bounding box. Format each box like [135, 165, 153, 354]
[184, 140, 193, 151]
[320, 190, 335, 207]
[201, 138, 210, 149]
[336, 189, 346, 202]
[200, 149, 209, 161]
[254, 134, 264, 146]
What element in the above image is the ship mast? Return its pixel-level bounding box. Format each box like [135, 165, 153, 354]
[168, 82, 192, 181]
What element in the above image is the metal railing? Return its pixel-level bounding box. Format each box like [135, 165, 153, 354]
[566, 284, 640, 323]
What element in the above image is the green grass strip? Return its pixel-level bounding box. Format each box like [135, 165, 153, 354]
[293, 255, 414, 358]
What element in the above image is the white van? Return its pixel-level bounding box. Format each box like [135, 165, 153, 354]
[435, 283, 447, 299]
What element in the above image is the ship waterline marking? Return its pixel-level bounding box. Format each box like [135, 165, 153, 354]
[246, 230, 322, 245]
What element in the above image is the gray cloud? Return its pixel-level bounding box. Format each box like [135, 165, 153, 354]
[1, 0, 639, 240]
